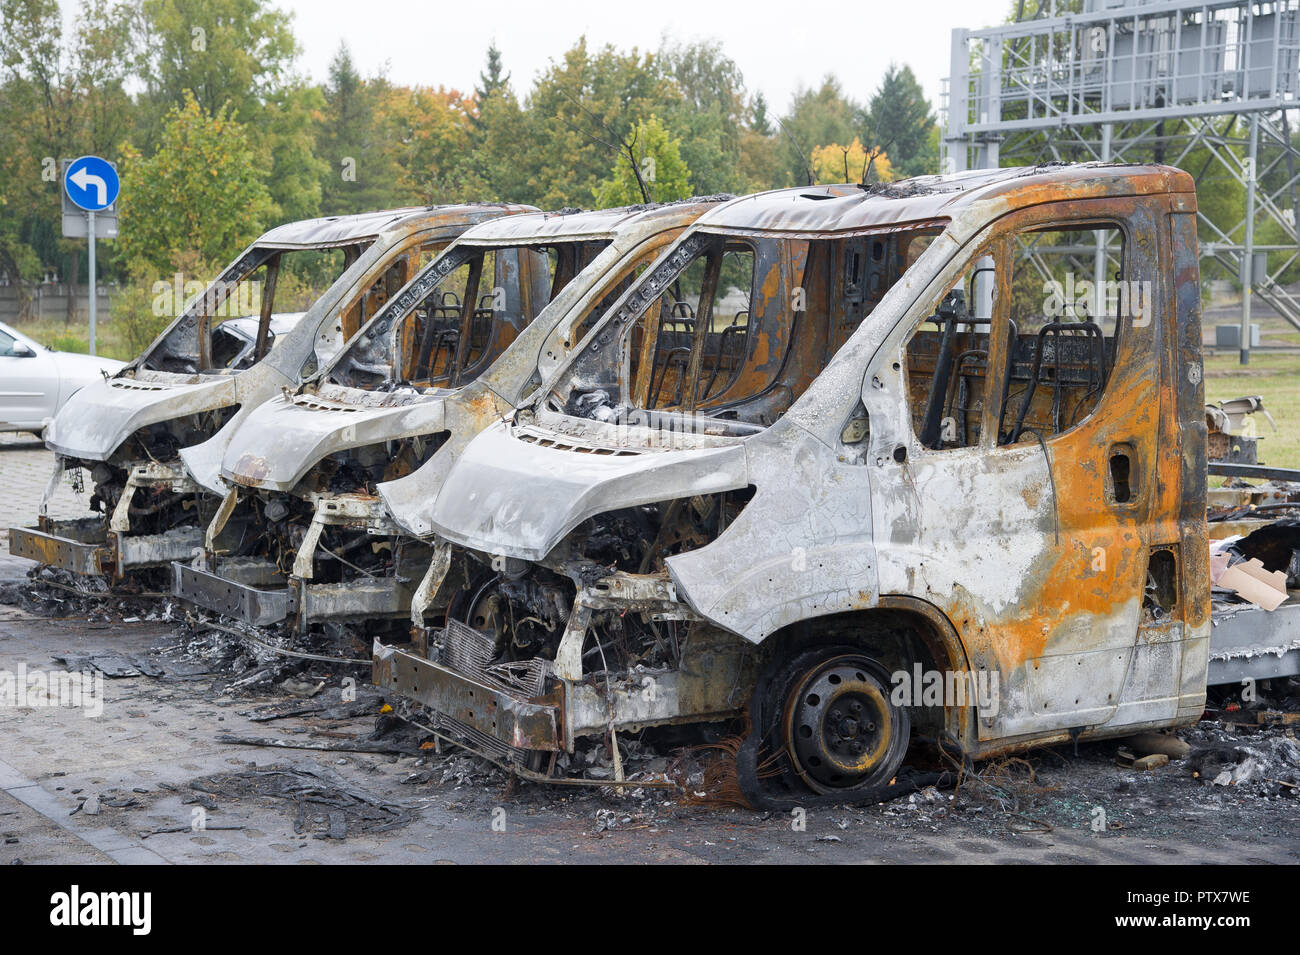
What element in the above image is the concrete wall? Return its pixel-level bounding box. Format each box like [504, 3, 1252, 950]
[0, 283, 111, 324]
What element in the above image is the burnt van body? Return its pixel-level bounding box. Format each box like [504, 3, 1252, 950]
[10, 205, 526, 579]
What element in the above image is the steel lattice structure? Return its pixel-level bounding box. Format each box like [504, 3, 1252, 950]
[944, 0, 1300, 360]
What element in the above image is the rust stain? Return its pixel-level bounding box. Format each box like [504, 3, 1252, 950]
[232, 453, 272, 486]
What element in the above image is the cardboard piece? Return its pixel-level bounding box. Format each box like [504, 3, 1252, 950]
[1217, 557, 1288, 612]
[1209, 550, 1231, 585]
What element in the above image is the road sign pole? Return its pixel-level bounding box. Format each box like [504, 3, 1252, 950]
[62, 156, 118, 356]
[87, 209, 97, 356]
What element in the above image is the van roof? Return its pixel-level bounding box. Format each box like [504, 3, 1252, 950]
[257, 203, 536, 247]
[457, 196, 734, 245]
[695, 163, 1194, 235]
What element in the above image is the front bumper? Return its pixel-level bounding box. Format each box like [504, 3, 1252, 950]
[9, 519, 109, 575]
[172, 558, 412, 627]
[171, 559, 293, 626]
[377, 578, 754, 757]
[373, 639, 563, 753]
[10, 457, 205, 577]
[11, 519, 201, 576]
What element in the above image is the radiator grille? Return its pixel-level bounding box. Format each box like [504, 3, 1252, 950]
[439, 618, 548, 697]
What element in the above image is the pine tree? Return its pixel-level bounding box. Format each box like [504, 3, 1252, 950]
[317, 44, 408, 214]
[475, 43, 510, 102]
[751, 92, 773, 136]
[864, 64, 939, 179]
[471, 43, 512, 147]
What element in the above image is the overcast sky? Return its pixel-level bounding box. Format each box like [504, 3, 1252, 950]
[251, 0, 1010, 114]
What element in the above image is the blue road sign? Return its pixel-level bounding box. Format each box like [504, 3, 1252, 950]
[64, 155, 120, 212]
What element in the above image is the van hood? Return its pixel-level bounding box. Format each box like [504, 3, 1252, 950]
[426, 420, 750, 561]
[375, 386, 509, 537]
[45, 373, 236, 461]
[220, 388, 449, 493]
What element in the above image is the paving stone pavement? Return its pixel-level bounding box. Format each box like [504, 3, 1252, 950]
[0, 604, 1296, 866]
[0, 432, 95, 547]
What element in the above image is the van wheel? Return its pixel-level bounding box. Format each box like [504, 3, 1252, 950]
[768, 649, 910, 796]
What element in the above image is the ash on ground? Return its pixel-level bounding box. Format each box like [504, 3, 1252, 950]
[0, 567, 176, 623]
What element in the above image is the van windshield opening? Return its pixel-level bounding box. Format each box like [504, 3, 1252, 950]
[140, 244, 367, 375]
[555, 224, 945, 429]
[329, 241, 610, 391]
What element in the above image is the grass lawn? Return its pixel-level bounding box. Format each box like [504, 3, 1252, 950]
[10, 315, 136, 362]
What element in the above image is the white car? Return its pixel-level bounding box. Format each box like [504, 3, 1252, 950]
[0, 321, 126, 435]
[209, 313, 306, 370]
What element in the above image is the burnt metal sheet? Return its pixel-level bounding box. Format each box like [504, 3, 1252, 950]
[221, 390, 445, 491]
[373, 643, 562, 751]
[293, 578, 410, 622]
[453, 200, 724, 246]
[46, 375, 237, 462]
[1208, 602, 1300, 685]
[8, 521, 107, 575]
[454, 207, 643, 244]
[257, 206, 466, 247]
[114, 527, 203, 569]
[171, 561, 293, 626]
[1209, 462, 1300, 482]
[424, 420, 749, 561]
[566, 668, 745, 738]
[10, 513, 201, 577]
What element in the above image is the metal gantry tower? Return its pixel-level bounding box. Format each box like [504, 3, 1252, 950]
[944, 0, 1300, 362]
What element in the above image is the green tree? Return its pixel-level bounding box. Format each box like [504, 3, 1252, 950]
[593, 116, 691, 206]
[477, 43, 509, 98]
[812, 138, 894, 185]
[134, 0, 322, 223]
[751, 91, 773, 136]
[780, 78, 861, 186]
[391, 83, 475, 202]
[472, 40, 510, 145]
[519, 38, 676, 208]
[117, 91, 273, 276]
[864, 64, 938, 179]
[1005, 0, 1082, 20]
[316, 44, 411, 214]
[0, 0, 138, 290]
[736, 92, 784, 191]
[657, 39, 747, 195]
[435, 44, 528, 203]
[261, 81, 326, 221]
[737, 126, 784, 192]
[137, 0, 298, 126]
